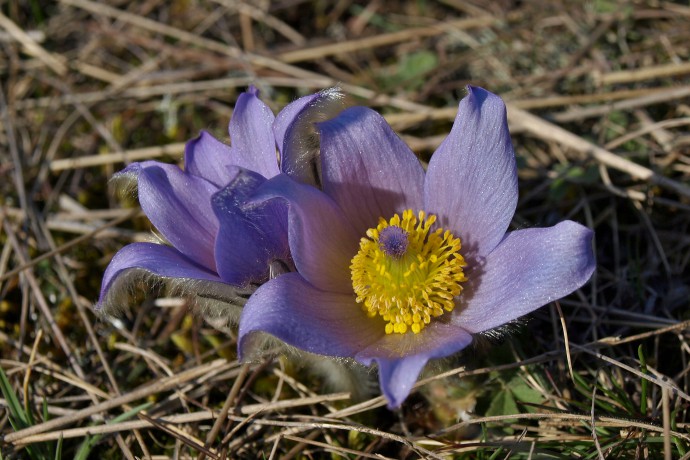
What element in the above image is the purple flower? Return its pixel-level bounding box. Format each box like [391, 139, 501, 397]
[97, 86, 344, 323]
[237, 86, 595, 408]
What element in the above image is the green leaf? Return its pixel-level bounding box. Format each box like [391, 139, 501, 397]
[0, 367, 31, 430]
[507, 376, 543, 409]
[54, 435, 63, 460]
[486, 388, 519, 417]
[377, 50, 439, 91]
[0, 367, 52, 459]
[75, 402, 153, 460]
[397, 51, 438, 84]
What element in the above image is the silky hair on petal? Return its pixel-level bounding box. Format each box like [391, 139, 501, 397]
[98, 269, 249, 333]
[96, 268, 162, 317]
[301, 354, 377, 402]
[242, 329, 377, 402]
[109, 169, 140, 202]
[192, 283, 254, 334]
[282, 87, 347, 187]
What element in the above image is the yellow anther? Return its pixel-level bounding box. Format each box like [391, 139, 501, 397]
[350, 209, 467, 335]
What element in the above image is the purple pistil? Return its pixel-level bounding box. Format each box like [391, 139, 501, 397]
[378, 226, 409, 259]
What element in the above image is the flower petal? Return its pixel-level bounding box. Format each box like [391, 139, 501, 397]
[125, 162, 219, 270]
[212, 168, 289, 286]
[452, 220, 595, 333]
[318, 107, 425, 235]
[238, 273, 383, 358]
[183, 130, 233, 188]
[375, 357, 427, 409]
[97, 242, 226, 312]
[424, 86, 518, 261]
[273, 92, 321, 157]
[356, 323, 473, 408]
[249, 174, 358, 293]
[229, 86, 280, 178]
[277, 88, 346, 186]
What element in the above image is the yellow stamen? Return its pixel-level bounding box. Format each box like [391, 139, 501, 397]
[350, 209, 467, 335]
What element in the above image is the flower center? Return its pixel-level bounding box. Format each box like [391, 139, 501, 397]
[350, 209, 467, 335]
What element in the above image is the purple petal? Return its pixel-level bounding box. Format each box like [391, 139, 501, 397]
[318, 107, 425, 235]
[273, 92, 321, 158]
[229, 86, 280, 178]
[129, 162, 219, 270]
[249, 174, 358, 293]
[212, 168, 289, 286]
[97, 242, 224, 308]
[452, 220, 595, 333]
[375, 358, 428, 409]
[277, 88, 346, 185]
[424, 86, 518, 261]
[355, 323, 473, 407]
[238, 273, 383, 358]
[184, 130, 233, 188]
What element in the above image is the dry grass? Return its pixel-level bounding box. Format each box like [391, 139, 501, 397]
[1, 0, 690, 458]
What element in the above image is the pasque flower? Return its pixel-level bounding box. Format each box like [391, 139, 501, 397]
[97, 86, 344, 323]
[238, 86, 596, 408]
